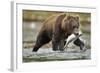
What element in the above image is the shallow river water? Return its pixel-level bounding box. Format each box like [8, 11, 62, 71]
[23, 47, 91, 62]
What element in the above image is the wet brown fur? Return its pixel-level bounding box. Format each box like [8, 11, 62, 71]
[32, 13, 79, 52]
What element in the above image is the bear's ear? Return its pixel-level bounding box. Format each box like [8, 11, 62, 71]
[75, 16, 79, 20]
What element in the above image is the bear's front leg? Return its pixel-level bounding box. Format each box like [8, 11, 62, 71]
[52, 39, 59, 51]
[52, 35, 60, 51]
[59, 39, 65, 51]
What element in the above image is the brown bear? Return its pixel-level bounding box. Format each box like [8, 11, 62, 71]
[32, 13, 80, 52]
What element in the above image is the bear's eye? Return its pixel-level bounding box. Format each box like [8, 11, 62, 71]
[73, 26, 76, 29]
[73, 25, 79, 29]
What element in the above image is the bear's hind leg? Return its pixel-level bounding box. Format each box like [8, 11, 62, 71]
[32, 44, 41, 52]
[32, 34, 51, 52]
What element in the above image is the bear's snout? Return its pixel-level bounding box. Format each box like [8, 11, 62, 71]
[73, 28, 79, 35]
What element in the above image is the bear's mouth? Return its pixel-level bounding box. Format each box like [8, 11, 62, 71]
[73, 28, 79, 35]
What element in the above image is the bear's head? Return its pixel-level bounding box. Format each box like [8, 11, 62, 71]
[62, 15, 80, 36]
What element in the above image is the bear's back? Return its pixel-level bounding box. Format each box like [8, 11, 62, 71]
[41, 13, 66, 31]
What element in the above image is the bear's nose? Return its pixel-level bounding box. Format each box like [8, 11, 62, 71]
[74, 33, 79, 36]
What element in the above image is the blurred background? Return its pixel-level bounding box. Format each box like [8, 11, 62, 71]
[23, 10, 91, 49]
